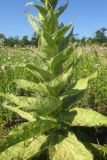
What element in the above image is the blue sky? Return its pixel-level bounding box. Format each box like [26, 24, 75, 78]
[0, 0, 107, 38]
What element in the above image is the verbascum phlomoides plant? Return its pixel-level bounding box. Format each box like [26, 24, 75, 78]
[0, 0, 107, 159]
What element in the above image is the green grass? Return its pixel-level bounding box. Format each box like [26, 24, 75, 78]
[0, 47, 38, 92]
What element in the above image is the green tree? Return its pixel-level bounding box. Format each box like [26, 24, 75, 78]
[19, 35, 30, 47]
[95, 27, 107, 44]
[80, 36, 86, 46]
[5, 36, 19, 47]
[0, 33, 6, 40]
[31, 32, 38, 46]
[5, 37, 15, 47]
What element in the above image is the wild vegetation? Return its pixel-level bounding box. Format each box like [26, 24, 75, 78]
[0, 0, 107, 160]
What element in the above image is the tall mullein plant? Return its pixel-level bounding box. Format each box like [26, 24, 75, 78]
[0, 0, 107, 159]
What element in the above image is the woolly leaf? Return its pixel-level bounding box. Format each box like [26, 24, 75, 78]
[55, 3, 68, 17]
[12, 79, 50, 96]
[46, 67, 73, 96]
[27, 14, 40, 33]
[61, 72, 97, 105]
[59, 27, 74, 52]
[49, 132, 93, 160]
[0, 135, 48, 160]
[43, 9, 58, 34]
[0, 93, 62, 117]
[27, 64, 54, 82]
[4, 104, 35, 122]
[26, 2, 47, 19]
[51, 43, 77, 75]
[53, 24, 72, 42]
[38, 30, 58, 58]
[73, 72, 97, 90]
[60, 108, 107, 127]
[0, 119, 58, 153]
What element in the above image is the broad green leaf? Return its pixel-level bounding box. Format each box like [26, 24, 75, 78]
[0, 119, 58, 153]
[21, 97, 62, 116]
[61, 72, 97, 105]
[27, 68, 42, 83]
[0, 135, 48, 160]
[51, 43, 77, 75]
[61, 50, 82, 72]
[27, 64, 54, 82]
[26, 2, 47, 18]
[73, 72, 97, 90]
[52, 24, 72, 42]
[46, 67, 73, 96]
[49, 132, 93, 160]
[44, 0, 52, 10]
[59, 27, 74, 52]
[72, 131, 106, 159]
[26, 2, 48, 23]
[45, 0, 58, 9]
[4, 104, 35, 122]
[55, 3, 68, 17]
[43, 9, 58, 34]
[0, 93, 63, 117]
[38, 30, 58, 58]
[27, 14, 40, 33]
[12, 79, 50, 96]
[61, 90, 84, 107]
[61, 108, 107, 127]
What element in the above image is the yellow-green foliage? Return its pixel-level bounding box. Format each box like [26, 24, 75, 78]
[0, 0, 107, 160]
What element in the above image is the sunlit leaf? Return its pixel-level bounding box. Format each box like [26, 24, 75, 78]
[12, 79, 50, 96]
[27, 14, 40, 33]
[55, 3, 68, 17]
[38, 30, 58, 58]
[51, 43, 77, 75]
[53, 24, 72, 42]
[46, 67, 73, 96]
[0, 93, 62, 117]
[43, 9, 58, 34]
[60, 108, 107, 127]
[27, 64, 54, 82]
[4, 104, 35, 122]
[0, 135, 48, 160]
[26, 2, 47, 18]
[0, 119, 58, 153]
[49, 132, 93, 160]
[73, 72, 97, 90]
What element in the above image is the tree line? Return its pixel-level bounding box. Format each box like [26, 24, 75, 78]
[78, 27, 107, 46]
[0, 27, 107, 47]
[0, 32, 38, 47]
